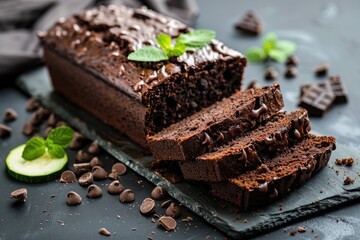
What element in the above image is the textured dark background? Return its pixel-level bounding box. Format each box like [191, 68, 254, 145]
[1, 0, 360, 239]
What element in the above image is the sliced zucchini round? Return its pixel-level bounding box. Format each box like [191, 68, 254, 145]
[5, 144, 68, 183]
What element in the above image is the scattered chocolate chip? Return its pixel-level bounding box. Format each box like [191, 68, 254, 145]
[112, 163, 127, 176]
[56, 121, 67, 127]
[158, 216, 177, 231]
[44, 126, 53, 138]
[73, 163, 90, 174]
[140, 198, 156, 215]
[108, 180, 124, 195]
[264, 67, 278, 80]
[26, 98, 40, 112]
[10, 188, 27, 202]
[29, 112, 43, 126]
[78, 172, 93, 186]
[289, 229, 297, 236]
[284, 66, 298, 79]
[0, 123, 12, 138]
[298, 226, 306, 233]
[343, 176, 354, 185]
[76, 150, 90, 163]
[66, 191, 82, 206]
[161, 199, 172, 208]
[235, 10, 263, 35]
[165, 203, 181, 219]
[87, 184, 102, 199]
[36, 107, 51, 119]
[88, 141, 101, 154]
[151, 186, 167, 200]
[246, 80, 261, 89]
[47, 113, 57, 126]
[107, 172, 118, 180]
[314, 64, 328, 77]
[22, 121, 33, 136]
[92, 166, 108, 180]
[69, 132, 87, 150]
[285, 55, 299, 66]
[335, 157, 355, 167]
[119, 189, 135, 203]
[89, 157, 103, 168]
[3, 108, 17, 122]
[99, 227, 111, 236]
[60, 170, 76, 183]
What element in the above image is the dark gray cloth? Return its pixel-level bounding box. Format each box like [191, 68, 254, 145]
[0, 0, 198, 79]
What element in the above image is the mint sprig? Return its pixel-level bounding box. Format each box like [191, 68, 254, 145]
[22, 126, 74, 161]
[128, 29, 215, 62]
[246, 32, 296, 63]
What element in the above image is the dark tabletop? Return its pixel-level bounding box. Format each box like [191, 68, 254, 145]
[1, 0, 360, 239]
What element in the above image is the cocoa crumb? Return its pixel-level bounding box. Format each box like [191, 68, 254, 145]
[343, 176, 355, 185]
[289, 229, 297, 236]
[336, 158, 355, 167]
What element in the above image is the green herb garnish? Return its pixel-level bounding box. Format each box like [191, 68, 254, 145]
[22, 126, 74, 160]
[246, 32, 296, 63]
[128, 29, 215, 62]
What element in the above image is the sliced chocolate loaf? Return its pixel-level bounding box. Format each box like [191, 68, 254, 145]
[179, 109, 310, 182]
[210, 135, 336, 210]
[147, 83, 284, 161]
[39, 5, 247, 147]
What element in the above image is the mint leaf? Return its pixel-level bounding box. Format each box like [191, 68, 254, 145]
[178, 29, 215, 49]
[268, 49, 287, 62]
[128, 46, 169, 62]
[47, 126, 74, 148]
[157, 33, 172, 52]
[246, 47, 266, 62]
[276, 40, 296, 56]
[47, 142, 66, 159]
[167, 39, 186, 57]
[262, 32, 278, 54]
[22, 137, 46, 160]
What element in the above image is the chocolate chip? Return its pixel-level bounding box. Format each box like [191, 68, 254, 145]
[89, 157, 103, 168]
[92, 166, 108, 180]
[235, 10, 263, 35]
[285, 55, 299, 66]
[202, 132, 211, 146]
[78, 172, 93, 186]
[140, 198, 156, 215]
[111, 163, 126, 175]
[158, 216, 177, 231]
[0, 123, 12, 138]
[26, 98, 40, 112]
[66, 191, 82, 206]
[107, 180, 124, 195]
[47, 113, 57, 126]
[284, 66, 298, 79]
[165, 203, 181, 219]
[298, 226, 306, 233]
[69, 132, 87, 150]
[246, 80, 261, 89]
[56, 121, 67, 127]
[22, 121, 33, 136]
[43, 126, 53, 138]
[107, 172, 118, 180]
[3, 108, 17, 122]
[88, 141, 101, 154]
[314, 64, 328, 77]
[264, 67, 278, 80]
[99, 227, 111, 236]
[161, 199, 172, 208]
[87, 184, 102, 199]
[151, 186, 167, 200]
[10, 188, 27, 202]
[119, 189, 135, 203]
[60, 170, 76, 183]
[76, 150, 90, 163]
[73, 163, 90, 175]
[29, 112, 42, 126]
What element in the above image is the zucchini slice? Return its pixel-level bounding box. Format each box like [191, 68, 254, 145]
[5, 144, 68, 183]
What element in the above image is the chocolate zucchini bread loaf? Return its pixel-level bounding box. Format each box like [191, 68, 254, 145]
[148, 83, 284, 161]
[210, 135, 336, 210]
[180, 109, 311, 182]
[40, 5, 247, 147]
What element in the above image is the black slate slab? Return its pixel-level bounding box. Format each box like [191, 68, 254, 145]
[16, 68, 360, 239]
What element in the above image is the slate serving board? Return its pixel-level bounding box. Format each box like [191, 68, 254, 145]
[16, 68, 360, 239]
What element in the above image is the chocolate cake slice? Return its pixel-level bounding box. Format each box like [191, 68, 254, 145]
[210, 135, 336, 210]
[147, 83, 284, 161]
[39, 5, 247, 147]
[179, 109, 310, 182]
